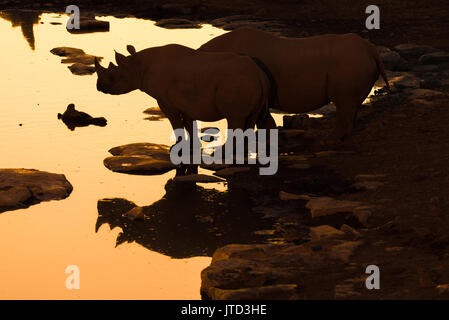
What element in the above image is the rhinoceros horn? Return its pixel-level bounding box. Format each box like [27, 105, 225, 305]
[115, 50, 126, 66]
[94, 57, 104, 72]
[127, 45, 136, 55]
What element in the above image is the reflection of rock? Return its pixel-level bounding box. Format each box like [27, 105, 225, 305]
[96, 180, 274, 258]
[143, 107, 166, 121]
[173, 174, 225, 183]
[67, 17, 110, 34]
[155, 18, 201, 29]
[0, 9, 41, 50]
[58, 104, 107, 131]
[104, 143, 176, 175]
[0, 169, 73, 213]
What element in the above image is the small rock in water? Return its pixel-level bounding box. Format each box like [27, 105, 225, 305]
[67, 17, 110, 34]
[50, 47, 86, 57]
[68, 63, 95, 75]
[279, 191, 311, 201]
[214, 167, 250, 177]
[58, 104, 107, 130]
[309, 225, 345, 242]
[61, 54, 103, 65]
[393, 43, 438, 59]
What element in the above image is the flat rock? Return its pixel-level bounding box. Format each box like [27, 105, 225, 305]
[0, 169, 73, 213]
[389, 72, 421, 89]
[407, 89, 447, 100]
[67, 63, 95, 75]
[50, 47, 85, 57]
[210, 284, 299, 300]
[143, 107, 165, 117]
[279, 191, 310, 201]
[352, 181, 384, 191]
[104, 143, 176, 175]
[61, 54, 103, 65]
[305, 197, 361, 218]
[309, 225, 345, 241]
[419, 51, 449, 64]
[155, 18, 201, 29]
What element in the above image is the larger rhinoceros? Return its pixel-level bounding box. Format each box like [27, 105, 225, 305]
[200, 27, 390, 141]
[94, 44, 270, 174]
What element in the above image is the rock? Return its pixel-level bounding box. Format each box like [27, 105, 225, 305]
[419, 51, 449, 64]
[389, 72, 421, 89]
[352, 181, 384, 191]
[329, 241, 362, 263]
[124, 206, 145, 221]
[340, 224, 360, 238]
[279, 191, 311, 201]
[200, 163, 231, 171]
[385, 246, 404, 253]
[436, 284, 449, 295]
[353, 207, 373, 226]
[214, 167, 250, 177]
[309, 225, 345, 241]
[104, 143, 176, 175]
[50, 47, 85, 57]
[393, 43, 438, 59]
[377, 46, 408, 70]
[305, 197, 361, 218]
[61, 54, 103, 65]
[0, 169, 73, 213]
[334, 278, 363, 299]
[411, 64, 440, 72]
[210, 284, 299, 300]
[354, 174, 386, 181]
[143, 107, 165, 116]
[407, 89, 447, 100]
[67, 18, 110, 34]
[286, 163, 311, 169]
[58, 104, 107, 130]
[173, 174, 225, 183]
[67, 63, 95, 75]
[279, 129, 305, 140]
[155, 18, 201, 29]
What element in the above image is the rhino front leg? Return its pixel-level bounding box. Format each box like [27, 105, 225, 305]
[182, 114, 199, 175]
[159, 102, 189, 176]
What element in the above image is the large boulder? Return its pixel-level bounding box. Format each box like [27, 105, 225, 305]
[0, 169, 73, 213]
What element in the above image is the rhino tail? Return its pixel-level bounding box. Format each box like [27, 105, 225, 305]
[370, 44, 391, 92]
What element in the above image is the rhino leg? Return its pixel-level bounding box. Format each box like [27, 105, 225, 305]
[182, 114, 199, 175]
[159, 102, 189, 176]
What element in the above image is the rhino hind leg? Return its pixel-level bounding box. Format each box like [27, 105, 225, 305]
[182, 114, 199, 175]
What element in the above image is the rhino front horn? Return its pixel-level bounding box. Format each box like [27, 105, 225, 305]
[94, 57, 104, 72]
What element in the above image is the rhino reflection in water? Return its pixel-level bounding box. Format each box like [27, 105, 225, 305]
[96, 180, 275, 258]
[95, 44, 271, 175]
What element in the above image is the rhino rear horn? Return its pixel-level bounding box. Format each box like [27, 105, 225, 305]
[115, 50, 126, 66]
[127, 45, 136, 55]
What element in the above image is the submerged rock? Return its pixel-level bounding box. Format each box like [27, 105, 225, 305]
[419, 51, 449, 65]
[104, 143, 176, 175]
[61, 54, 103, 65]
[0, 169, 73, 213]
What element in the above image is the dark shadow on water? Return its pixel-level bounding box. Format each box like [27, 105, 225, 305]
[0, 9, 41, 50]
[96, 179, 275, 259]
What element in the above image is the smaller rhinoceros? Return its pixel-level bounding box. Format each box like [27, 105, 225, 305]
[94, 44, 271, 174]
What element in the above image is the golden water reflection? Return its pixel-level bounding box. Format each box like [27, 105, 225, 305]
[0, 12, 231, 300]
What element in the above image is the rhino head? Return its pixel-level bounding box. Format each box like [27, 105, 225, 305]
[95, 45, 140, 95]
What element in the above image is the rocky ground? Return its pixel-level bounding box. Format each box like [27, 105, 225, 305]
[3, 0, 449, 300]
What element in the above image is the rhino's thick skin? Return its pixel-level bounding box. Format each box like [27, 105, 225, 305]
[200, 27, 390, 140]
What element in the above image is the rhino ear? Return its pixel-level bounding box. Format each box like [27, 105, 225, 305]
[115, 50, 126, 66]
[127, 45, 136, 55]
